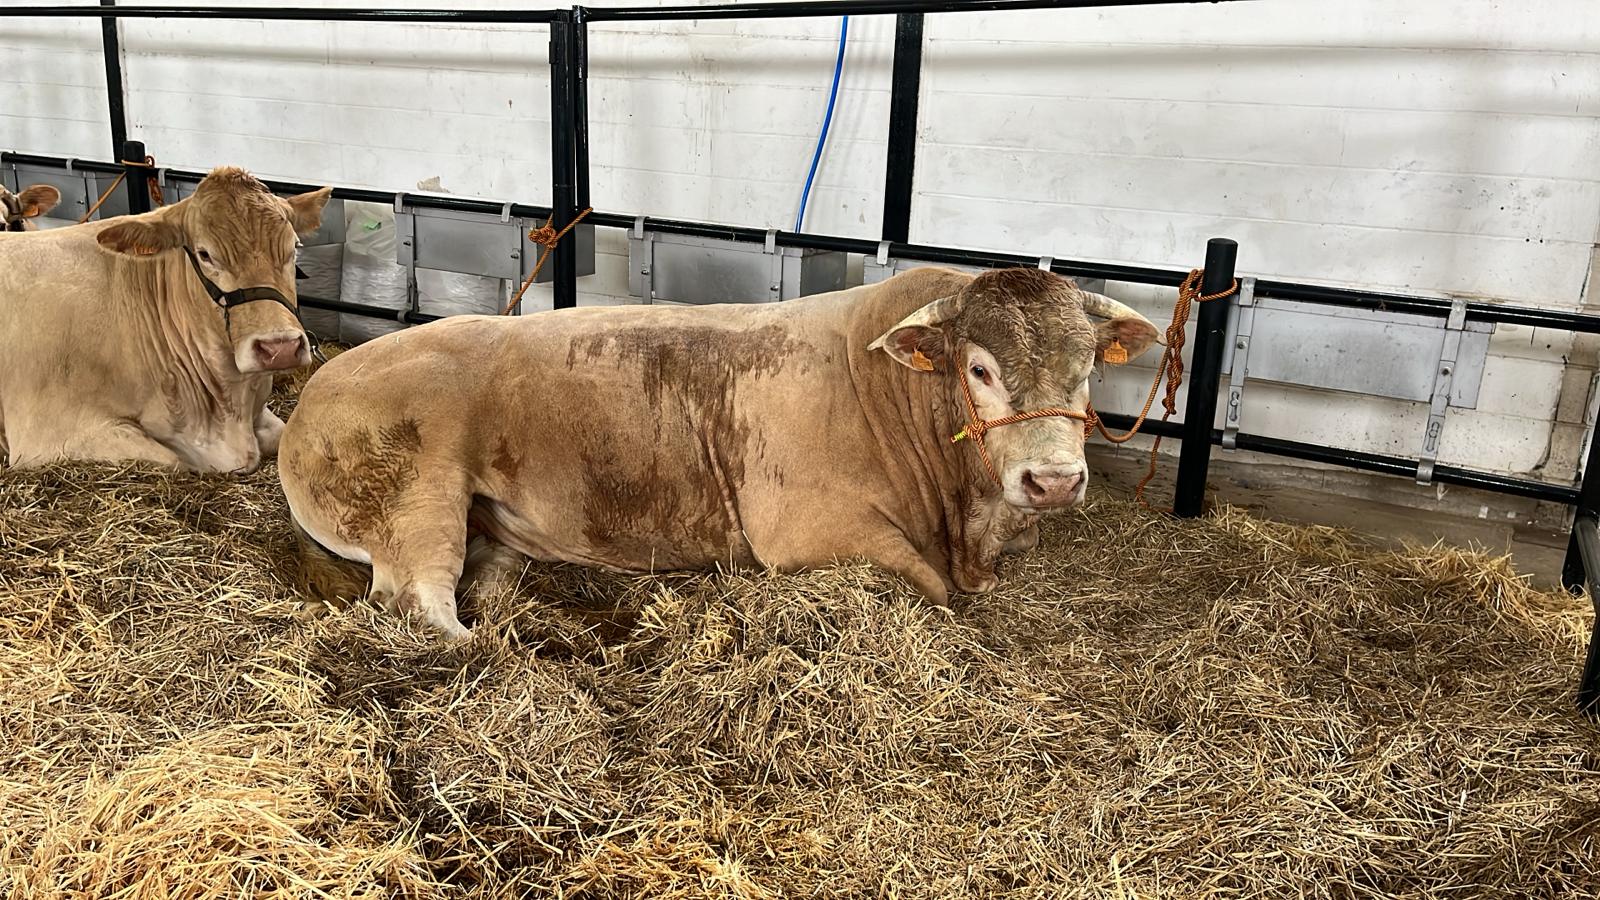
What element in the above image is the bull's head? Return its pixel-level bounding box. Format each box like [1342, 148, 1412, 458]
[871, 268, 1159, 512]
[2, 184, 62, 232]
[94, 167, 332, 374]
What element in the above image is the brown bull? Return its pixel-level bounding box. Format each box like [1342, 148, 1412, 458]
[0, 167, 331, 472]
[278, 266, 1159, 638]
[1, 184, 62, 231]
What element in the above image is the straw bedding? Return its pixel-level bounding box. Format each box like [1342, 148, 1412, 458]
[1, 369, 1597, 898]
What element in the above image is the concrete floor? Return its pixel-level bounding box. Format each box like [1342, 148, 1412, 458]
[1087, 445, 1572, 591]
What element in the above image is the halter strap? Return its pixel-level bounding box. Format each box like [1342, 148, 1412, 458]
[182, 246, 326, 363]
[950, 369, 1097, 485]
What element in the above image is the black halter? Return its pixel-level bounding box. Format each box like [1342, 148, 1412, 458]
[183, 246, 326, 363]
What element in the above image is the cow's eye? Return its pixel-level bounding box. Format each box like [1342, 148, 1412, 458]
[196, 248, 213, 265]
[970, 365, 988, 382]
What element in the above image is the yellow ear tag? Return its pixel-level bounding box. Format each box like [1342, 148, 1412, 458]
[1103, 338, 1128, 365]
[910, 349, 936, 372]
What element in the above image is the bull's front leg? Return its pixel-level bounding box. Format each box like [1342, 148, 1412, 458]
[953, 498, 1038, 592]
[1002, 523, 1040, 555]
[254, 406, 287, 458]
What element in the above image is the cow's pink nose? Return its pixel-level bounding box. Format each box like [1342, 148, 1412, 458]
[253, 336, 305, 370]
[1021, 470, 1084, 508]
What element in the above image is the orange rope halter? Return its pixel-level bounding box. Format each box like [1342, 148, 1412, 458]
[80, 156, 165, 223]
[951, 362, 1098, 486]
[499, 207, 594, 316]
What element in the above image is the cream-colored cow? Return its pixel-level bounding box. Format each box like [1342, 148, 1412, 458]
[280, 266, 1159, 638]
[0, 167, 331, 472]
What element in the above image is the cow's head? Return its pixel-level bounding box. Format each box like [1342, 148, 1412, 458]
[1, 184, 62, 232]
[871, 268, 1159, 512]
[95, 166, 332, 374]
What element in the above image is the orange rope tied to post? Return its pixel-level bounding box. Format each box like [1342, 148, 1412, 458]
[499, 207, 594, 316]
[79, 156, 165, 224]
[1089, 268, 1238, 508]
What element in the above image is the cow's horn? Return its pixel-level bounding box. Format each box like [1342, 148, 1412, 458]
[867, 294, 962, 351]
[1078, 290, 1145, 322]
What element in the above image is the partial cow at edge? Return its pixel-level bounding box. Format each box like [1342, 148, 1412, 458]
[280, 266, 1160, 639]
[1, 183, 62, 232]
[0, 167, 332, 473]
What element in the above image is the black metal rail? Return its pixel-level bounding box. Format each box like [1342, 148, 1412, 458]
[583, 0, 1260, 22]
[1, 5, 559, 22]
[1569, 517, 1600, 712]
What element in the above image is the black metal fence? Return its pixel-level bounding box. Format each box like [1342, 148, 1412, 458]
[3, 0, 1597, 711]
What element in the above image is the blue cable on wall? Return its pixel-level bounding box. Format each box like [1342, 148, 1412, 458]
[794, 15, 849, 233]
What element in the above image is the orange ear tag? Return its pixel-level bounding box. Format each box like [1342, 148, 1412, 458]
[910, 349, 936, 372]
[1103, 339, 1128, 365]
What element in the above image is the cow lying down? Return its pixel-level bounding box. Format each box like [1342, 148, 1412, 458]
[0, 167, 331, 472]
[279, 267, 1159, 638]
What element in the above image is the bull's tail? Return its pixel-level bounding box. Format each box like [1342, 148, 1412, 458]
[290, 517, 370, 615]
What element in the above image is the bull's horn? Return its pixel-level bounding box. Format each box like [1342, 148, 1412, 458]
[867, 294, 962, 351]
[1078, 290, 1146, 322]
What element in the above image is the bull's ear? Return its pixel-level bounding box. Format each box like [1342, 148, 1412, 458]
[285, 186, 333, 238]
[17, 184, 61, 218]
[96, 214, 186, 257]
[1079, 291, 1160, 364]
[868, 294, 962, 371]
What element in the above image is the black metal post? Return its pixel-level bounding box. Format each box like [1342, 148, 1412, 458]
[1563, 418, 1600, 592]
[121, 139, 151, 214]
[1172, 237, 1238, 517]
[881, 12, 923, 242]
[1562, 406, 1600, 714]
[99, 0, 127, 156]
[573, 7, 591, 211]
[548, 12, 578, 310]
[1568, 516, 1600, 714]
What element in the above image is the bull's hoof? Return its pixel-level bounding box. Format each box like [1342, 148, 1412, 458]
[294, 600, 330, 622]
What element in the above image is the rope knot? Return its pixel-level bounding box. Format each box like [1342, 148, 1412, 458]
[499, 207, 594, 316]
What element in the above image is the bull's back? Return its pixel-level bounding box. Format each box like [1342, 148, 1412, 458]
[282, 301, 856, 571]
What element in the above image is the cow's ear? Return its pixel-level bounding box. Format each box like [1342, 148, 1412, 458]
[17, 184, 61, 218]
[96, 216, 186, 257]
[285, 186, 333, 238]
[1079, 290, 1160, 363]
[868, 294, 962, 371]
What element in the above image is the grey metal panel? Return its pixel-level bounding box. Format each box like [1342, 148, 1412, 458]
[627, 231, 847, 305]
[651, 237, 776, 303]
[91, 172, 130, 219]
[531, 223, 597, 282]
[1221, 296, 1492, 409]
[796, 246, 848, 297]
[408, 207, 523, 280]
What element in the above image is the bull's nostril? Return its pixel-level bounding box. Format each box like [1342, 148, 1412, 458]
[1021, 471, 1046, 498]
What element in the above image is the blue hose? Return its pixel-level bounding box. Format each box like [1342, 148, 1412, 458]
[794, 16, 849, 233]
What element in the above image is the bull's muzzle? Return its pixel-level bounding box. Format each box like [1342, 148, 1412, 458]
[248, 333, 309, 372]
[1011, 463, 1088, 511]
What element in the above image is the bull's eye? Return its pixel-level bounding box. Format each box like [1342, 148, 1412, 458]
[196, 248, 213, 265]
[970, 365, 989, 383]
